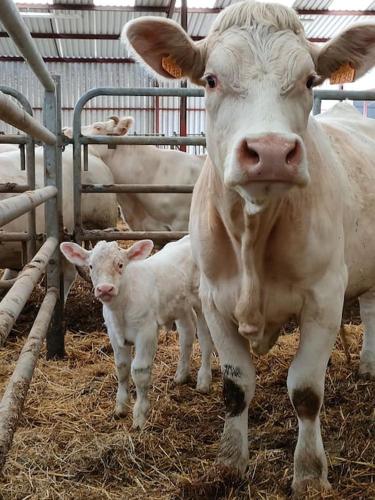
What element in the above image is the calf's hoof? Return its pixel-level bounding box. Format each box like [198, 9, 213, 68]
[196, 370, 211, 394]
[359, 351, 375, 380]
[173, 372, 191, 385]
[114, 405, 128, 419]
[292, 478, 331, 498]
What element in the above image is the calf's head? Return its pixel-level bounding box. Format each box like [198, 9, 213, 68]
[123, 0, 375, 213]
[60, 239, 154, 303]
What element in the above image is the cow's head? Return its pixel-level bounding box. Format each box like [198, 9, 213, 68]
[60, 239, 153, 304]
[62, 116, 134, 139]
[123, 1, 375, 213]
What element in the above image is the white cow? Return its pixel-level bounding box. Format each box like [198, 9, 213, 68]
[125, 1, 375, 494]
[0, 144, 19, 154]
[63, 117, 205, 231]
[0, 145, 117, 297]
[60, 236, 213, 428]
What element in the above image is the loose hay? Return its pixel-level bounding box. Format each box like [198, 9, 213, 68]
[0, 279, 373, 499]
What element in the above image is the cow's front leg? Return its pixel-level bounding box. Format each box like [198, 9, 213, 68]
[202, 293, 255, 475]
[288, 276, 346, 495]
[174, 311, 195, 384]
[131, 325, 158, 429]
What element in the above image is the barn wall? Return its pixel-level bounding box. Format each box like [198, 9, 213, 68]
[0, 60, 206, 153]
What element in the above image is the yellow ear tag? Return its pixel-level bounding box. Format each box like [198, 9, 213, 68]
[161, 56, 183, 78]
[330, 62, 356, 85]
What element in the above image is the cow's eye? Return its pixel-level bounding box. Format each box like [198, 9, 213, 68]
[89, 265, 92, 270]
[306, 75, 316, 89]
[205, 75, 218, 89]
[118, 263, 123, 269]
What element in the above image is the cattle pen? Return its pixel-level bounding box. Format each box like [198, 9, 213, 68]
[0, 0, 374, 498]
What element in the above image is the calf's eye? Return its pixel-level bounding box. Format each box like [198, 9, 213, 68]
[89, 265, 93, 270]
[205, 75, 218, 89]
[118, 263, 123, 270]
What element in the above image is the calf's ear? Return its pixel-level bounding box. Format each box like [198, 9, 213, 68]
[314, 23, 375, 82]
[127, 240, 154, 261]
[60, 242, 90, 267]
[115, 116, 134, 136]
[122, 18, 206, 85]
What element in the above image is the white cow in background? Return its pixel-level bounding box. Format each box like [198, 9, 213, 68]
[0, 145, 117, 298]
[61, 235, 213, 428]
[125, 0, 375, 494]
[0, 144, 18, 154]
[63, 117, 205, 231]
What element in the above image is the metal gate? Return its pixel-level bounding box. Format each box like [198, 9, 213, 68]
[0, 0, 63, 470]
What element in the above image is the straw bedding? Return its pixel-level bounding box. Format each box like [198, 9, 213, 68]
[0, 277, 373, 499]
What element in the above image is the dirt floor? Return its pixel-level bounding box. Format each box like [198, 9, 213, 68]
[0, 277, 373, 499]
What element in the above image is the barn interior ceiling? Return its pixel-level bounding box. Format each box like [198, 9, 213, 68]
[0, 0, 373, 62]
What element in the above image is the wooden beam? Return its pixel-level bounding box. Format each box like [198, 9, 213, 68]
[167, 0, 177, 19]
[0, 56, 136, 63]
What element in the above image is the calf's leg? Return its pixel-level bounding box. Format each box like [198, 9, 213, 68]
[358, 289, 375, 379]
[174, 311, 195, 384]
[288, 275, 345, 495]
[107, 329, 132, 417]
[131, 326, 158, 429]
[195, 306, 214, 393]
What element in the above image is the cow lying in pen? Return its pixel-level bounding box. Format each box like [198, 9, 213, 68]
[124, 0, 375, 494]
[60, 236, 213, 429]
[63, 117, 205, 231]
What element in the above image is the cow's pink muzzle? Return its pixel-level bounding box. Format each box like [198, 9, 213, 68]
[95, 283, 118, 302]
[237, 134, 304, 184]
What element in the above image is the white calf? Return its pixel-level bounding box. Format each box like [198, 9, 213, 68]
[60, 236, 213, 429]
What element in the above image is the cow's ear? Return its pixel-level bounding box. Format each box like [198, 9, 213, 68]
[60, 242, 90, 267]
[122, 17, 206, 85]
[115, 116, 134, 136]
[126, 240, 154, 261]
[314, 23, 375, 82]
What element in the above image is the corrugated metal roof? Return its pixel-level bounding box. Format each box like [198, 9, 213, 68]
[1, 0, 374, 59]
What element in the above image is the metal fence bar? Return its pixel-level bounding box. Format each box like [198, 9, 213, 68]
[0, 186, 57, 227]
[82, 183, 194, 194]
[0, 0, 55, 92]
[0, 86, 37, 262]
[0, 232, 29, 241]
[312, 89, 375, 115]
[81, 135, 206, 146]
[0, 237, 57, 346]
[0, 184, 30, 193]
[0, 93, 56, 145]
[0, 288, 58, 471]
[44, 75, 64, 360]
[73, 87, 205, 245]
[82, 229, 188, 242]
[0, 136, 30, 145]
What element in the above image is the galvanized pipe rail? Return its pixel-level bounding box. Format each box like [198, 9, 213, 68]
[0, 288, 58, 470]
[0, 0, 64, 473]
[0, 87, 37, 260]
[0, 186, 57, 227]
[73, 87, 205, 243]
[0, 237, 58, 346]
[312, 89, 375, 115]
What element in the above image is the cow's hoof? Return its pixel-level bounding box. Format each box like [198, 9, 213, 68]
[292, 478, 331, 498]
[359, 351, 375, 380]
[217, 428, 249, 477]
[132, 414, 147, 430]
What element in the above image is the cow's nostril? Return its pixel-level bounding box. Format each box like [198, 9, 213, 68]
[240, 140, 260, 165]
[286, 141, 300, 166]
